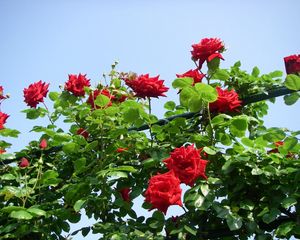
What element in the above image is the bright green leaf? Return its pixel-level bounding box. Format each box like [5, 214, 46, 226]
[172, 77, 193, 88]
[285, 74, 300, 90]
[74, 199, 86, 212]
[9, 210, 32, 220]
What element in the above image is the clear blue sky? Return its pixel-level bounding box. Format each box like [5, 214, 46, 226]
[0, 0, 299, 239]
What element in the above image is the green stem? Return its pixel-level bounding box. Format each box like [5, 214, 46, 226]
[148, 97, 154, 147]
[207, 103, 214, 145]
[42, 102, 55, 126]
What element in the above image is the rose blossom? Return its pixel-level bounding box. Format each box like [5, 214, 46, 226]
[209, 87, 242, 113]
[87, 89, 115, 109]
[76, 128, 89, 139]
[191, 38, 224, 68]
[125, 74, 169, 98]
[176, 69, 205, 85]
[144, 170, 182, 214]
[23, 80, 49, 108]
[119, 188, 131, 202]
[19, 157, 30, 168]
[65, 73, 91, 96]
[0, 148, 6, 154]
[284, 54, 300, 75]
[39, 139, 48, 149]
[0, 112, 9, 130]
[164, 145, 208, 186]
[116, 147, 128, 153]
[0, 86, 7, 100]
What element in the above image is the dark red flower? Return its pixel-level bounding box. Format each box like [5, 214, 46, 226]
[0, 86, 7, 100]
[120, 188, 131, 202]
[116, 147, 128, 153]
[176, 69, 205, 85]
[268, 141, 284, 154]
[191, 38, 224, 68]
[39, 139, 47, 149]
[19, 157, 30, 168]
[76, 128, 89, 139]
[144, 170, 182, 214]
[65, 73, 91, 96]
[284, 54, 300, 75]
[209, 87, 242, 113]
[125, 74, 169, 98]
[87, 89, 115, 109]
[23, 80, 49, 108]
[164, 145, 208, 186]
[0, 112, 9, 130]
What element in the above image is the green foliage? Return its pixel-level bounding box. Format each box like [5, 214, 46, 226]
[0, 50, 299, 240]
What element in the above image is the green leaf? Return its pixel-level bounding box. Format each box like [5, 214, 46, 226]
[1, 174, 16, 180]
[283, 137, 298, 151]
[74, 199, 86, 212]
[123, 108, 140, 123]
[49, 92, 59, 101]
[172, 77, 193, 88]
[229, 118, 248, 137]
[194, 83, 218, 103]
[226, 214, 243, 231]
[95, 94, 110, 107]
[164, 101, 176, 111]
[284, 92, 299, 105]
[9, 210, 32, 220]
[184, 225, 197, 236]
[0, 128, 20, 138]
[179, 87, 196, 107]
[212, 69, 230, 81]
[22, 107, 47, 120]
[241, 138, 254, 147]
[281, 197, 297, 208]
[200, 184, 209, 196]
[1, 206, 26, 213]
[27, 207, 46, 216]
[285, 74, 300, 90]
[251, 66, 260, 77]
[203, 146, 216, 155]
[152, 211, 164, 221]
[188, 96, 203, 112]
[63, 142, 79, 154]
[74, 158, 86, 173]
[262, 208, 280, 224]
[275, 222, 295, 237]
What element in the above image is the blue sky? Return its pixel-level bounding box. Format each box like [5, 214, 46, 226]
[0, 0, 299, 239]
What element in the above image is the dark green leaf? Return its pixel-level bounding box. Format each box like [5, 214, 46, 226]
[284, 92, 299, 105]
[164, 101, 176, 110]
[226, 214, 243, 231]
[251, 66, 260, 77]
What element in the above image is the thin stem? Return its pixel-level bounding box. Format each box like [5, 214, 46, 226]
[42, 102, 54, 125]
[207, 103, 214, 145]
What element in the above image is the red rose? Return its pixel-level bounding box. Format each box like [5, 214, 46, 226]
[125, 74, 169, 98]
[176, 69, 205, 85]
[191, 38, 224, 68]
[120, 188, 131, 202]
[39, 138, 48, 149]
[164, 145, 208, 186]
[76, 128, 89, 139]
[209, 87, 242, 113]
[284, 54, 300, 75]
[87, 89, 114, 109]
[23, 80, 49, 108]
[144, 170, 182, 214]
[0, 148, 6, 154]
[65, 73, 91, 96]
[0, 112, 9, 130]
[116, 147, 128, 153]
[19, 157, 30, 168]
[0, 86, 7, 100]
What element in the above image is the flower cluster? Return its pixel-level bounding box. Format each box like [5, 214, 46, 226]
[209, 87, 242, 113]
[144, 145, 208, 214]
[176, 69, 205, 85]
[125, 74, 169, 98]
[23, 80, 49, 108]
[191, 38, 224, 68]
[284, 54, 300, 75]
[0, 86, 9, 130]
[65, 73, 91, 96]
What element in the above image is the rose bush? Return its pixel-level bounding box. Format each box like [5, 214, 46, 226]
[0, 38, 300, 240]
